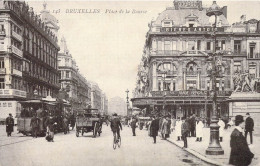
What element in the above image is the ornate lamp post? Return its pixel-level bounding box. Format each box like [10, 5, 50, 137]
[125, 89, 130, 116]
[162, 71, 167, 115]
[205, 1, 224, 155]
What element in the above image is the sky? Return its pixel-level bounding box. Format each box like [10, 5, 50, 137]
[27, 0, 260, 102]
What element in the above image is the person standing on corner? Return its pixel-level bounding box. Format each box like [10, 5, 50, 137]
[181, 118, 189, 148]
[229, 115, 254, 166]
[175, 117, 182, 141]
[6, 113, 14, 137]
[195, 118, 204, 142]
[150, 115, 159, 144]
[131, 116, 137, 136]
[245, 113, 254, 145]
[218, 118, 225, 142]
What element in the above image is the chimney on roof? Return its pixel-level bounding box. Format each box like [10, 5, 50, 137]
[222, 6, 227, 19]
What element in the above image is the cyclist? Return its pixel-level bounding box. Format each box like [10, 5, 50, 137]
[110, 113, 122, 142]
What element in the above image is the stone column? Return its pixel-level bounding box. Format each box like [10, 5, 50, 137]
[152, 62, 158, 91]
[197, 69, 201, 90]
[183, 68, 186, 90]
[170, 79, 174, 91]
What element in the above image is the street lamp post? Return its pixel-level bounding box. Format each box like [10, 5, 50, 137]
[162, 72, 167, 115]
[205, 1, 224, 155]
[126, 89, 130, 116]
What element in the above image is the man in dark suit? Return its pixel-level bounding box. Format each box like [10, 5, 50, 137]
[229, 115, 254, 166]
[131, 117, 137, 136]
[6, 113, 14, 137]
[150, 115, 160, 143]
[245, 113, 254, 144]
[181, 118, 189, 148]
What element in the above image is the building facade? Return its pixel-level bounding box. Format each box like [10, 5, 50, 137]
[90, 81, 102, 110]
[131, 0, 260, 119]
[0, 1, 59, 120]
[101, 93, 108, 115]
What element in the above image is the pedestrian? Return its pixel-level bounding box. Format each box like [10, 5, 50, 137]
[131, 117, 137, 136]
[63, 115, 69, 134]
[45, 113, 56, 142]
[70, 113, 76, 130]
[171, 116, 176, 132]
[244, 113, 254, 144]
[175, 117, 182, 141]
[30, 114, 40, 138]
[6, 113, 14, 137]
[195, 118, 204, 142]
[181, 118, 189, 148]
[227, 118, 234, 128]
[218, 118, 225, 142]
[229, 115, 254, 166]
[190, 114, 196, 137]
[150, 116, 159, 144]
[160, 116, 168, 140]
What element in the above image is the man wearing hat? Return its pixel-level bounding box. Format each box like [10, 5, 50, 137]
[110, 113, 122, 140]
[131, 116, 137, 136]
[229, 115, 254, 166]
[6, 113, 14, 137]
[245, 113, 254, 144]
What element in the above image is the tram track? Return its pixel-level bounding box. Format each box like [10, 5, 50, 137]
[0, 137, 33, 147]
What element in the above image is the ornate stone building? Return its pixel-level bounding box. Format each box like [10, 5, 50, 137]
[131, 0, 260, 119]
[0, 1, 59, 120]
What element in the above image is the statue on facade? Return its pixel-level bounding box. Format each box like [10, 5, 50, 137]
[233, 71, 258, 92]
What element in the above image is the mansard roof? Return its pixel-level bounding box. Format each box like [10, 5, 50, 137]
[152, 7, 229, 27]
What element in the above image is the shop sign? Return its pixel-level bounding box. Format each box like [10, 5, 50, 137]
[151, 90, 231, 97]
[161, 27, 225, 33]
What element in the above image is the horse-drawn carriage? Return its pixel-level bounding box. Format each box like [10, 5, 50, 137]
[75, 108, 102, 137]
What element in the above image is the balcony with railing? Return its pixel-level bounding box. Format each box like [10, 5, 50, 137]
[186, 71, 198, 76]
[12, 69, 22, 77]
[0, 68, 6, 74]
[11, 45, 22, 57]
[151, 50, 181, 56]
[12, 30, 22, 41]
[247, 53, 260, 59]
[0, 89, 27, 98]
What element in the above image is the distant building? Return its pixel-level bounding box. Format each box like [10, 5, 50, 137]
[101, 93, 108, 115]
[58, 36, 91, 111]
[90, 81, 102, 110]
[108, 97, 127, 116]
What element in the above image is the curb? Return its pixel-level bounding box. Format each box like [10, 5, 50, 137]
[164, 137, 224, 166]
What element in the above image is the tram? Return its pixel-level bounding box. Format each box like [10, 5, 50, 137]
[17, 97, 71, 136]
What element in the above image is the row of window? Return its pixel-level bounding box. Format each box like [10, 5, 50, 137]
[157, 80, 226, 91]
[23, 60, 58, 84]
[155, 40, 259, 56]
[11, 23, 22, 35]
[24, 27, 58, 69]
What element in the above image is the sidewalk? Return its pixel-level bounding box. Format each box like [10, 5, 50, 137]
[166, 127, 260, 166]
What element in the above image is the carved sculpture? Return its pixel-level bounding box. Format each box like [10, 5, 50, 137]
[233, 71, 258, 92]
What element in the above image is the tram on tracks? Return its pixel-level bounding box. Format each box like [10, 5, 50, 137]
[17, 96, 71, 136]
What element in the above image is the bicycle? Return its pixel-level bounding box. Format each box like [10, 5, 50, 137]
[113, 132, 121, 150]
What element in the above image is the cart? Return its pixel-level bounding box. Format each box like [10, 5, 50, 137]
[138, 117, 151, 130]
[76, 108, 102, 137]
